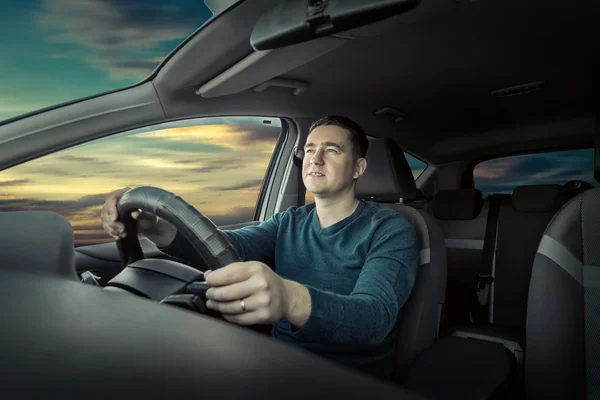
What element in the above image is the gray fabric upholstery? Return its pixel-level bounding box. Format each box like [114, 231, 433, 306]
[526, 187, 600, 399]
[0, 211, 78, 280]
[431, 189, 483, 220]
[356, 138, 417, 202]
[356, 138, 447, 378]
[382, 204, 447, 375]
[430, 192, 489, 329]
[512, 184, 565, 213]
[493, 196, 556, 328]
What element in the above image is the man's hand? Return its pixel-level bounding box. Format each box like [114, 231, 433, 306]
[100, 187, 177, 247]
[204, 261, 311, 327]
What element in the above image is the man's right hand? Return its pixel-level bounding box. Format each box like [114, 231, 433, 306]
[101, 187, 177, 247]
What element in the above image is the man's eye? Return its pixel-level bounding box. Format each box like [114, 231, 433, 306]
[327, 149, 338, 153]
[305, 149, 314, 154]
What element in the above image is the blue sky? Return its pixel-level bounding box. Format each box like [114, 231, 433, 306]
[0, 0, 214, 121]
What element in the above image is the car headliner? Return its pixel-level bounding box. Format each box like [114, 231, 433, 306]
[0, 0, 599, 169]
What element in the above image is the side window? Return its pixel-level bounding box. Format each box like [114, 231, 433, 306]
[0, 117, 282, 246]
[405, 152, 428, 179]
[474, 148, 598, 198]
[303, 151, 428, 204]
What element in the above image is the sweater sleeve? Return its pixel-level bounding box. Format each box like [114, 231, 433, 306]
[157, 213, 282, 268]
[287, 216, 419, 346]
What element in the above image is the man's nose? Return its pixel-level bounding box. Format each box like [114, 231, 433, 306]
[310, 149, 324, 164]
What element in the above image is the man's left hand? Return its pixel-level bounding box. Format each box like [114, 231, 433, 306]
[203, 261, 296, 325]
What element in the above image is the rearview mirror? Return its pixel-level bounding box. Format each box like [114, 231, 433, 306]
[250, 0, 421, 51]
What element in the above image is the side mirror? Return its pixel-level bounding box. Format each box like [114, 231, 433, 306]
[250, 0, 421, 51]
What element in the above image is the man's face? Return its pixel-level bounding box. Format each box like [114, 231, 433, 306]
[302, 125, 365, 198]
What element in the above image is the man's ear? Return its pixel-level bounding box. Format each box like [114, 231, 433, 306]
[353, 158, 367, 180]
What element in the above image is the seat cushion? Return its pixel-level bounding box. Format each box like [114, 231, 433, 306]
[402, 336, 520, 400]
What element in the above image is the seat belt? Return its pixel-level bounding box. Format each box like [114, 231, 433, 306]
[472, 194, 507, 321]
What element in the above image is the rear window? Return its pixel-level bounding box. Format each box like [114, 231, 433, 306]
[474, 148, 598, 198]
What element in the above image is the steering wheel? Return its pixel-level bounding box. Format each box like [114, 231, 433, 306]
[104, 186, 241, 314]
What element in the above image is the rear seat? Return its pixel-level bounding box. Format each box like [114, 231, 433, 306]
[450, 184, 569, 379]
[492, 184, 567, 327]
[402, 189, 522, 399]
[428, 189, 489, 328]
[404, 183, 591, 399]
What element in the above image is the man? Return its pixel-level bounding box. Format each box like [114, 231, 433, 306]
[101, 115, 419, 379]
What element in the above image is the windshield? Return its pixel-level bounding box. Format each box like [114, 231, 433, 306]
[0, 0, 241, 123]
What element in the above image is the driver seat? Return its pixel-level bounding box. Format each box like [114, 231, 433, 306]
[356, 138, 447, 378]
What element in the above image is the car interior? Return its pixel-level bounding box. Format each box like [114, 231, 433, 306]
[0, 0, 599, 398]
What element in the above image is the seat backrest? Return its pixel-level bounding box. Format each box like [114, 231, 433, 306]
[429, 189, 488, 326]
[493, 184, 566, 327]
[356, 138, 447, 376]
[526, 187, 600, 400]
[431, 189, 487, 286]
[0, 211, 78, 280]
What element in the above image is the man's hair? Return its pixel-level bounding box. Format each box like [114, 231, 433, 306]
[309, 115, 369, 160]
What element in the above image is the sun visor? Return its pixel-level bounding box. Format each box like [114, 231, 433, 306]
[196, 36, 347, 98]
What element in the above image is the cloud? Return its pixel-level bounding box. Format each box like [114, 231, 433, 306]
[209, 207, 255, 227]
[29, 167, 72, 176]
[136, 124, 280, 153]
[184, 157, 249, 173]
[206, 179, 264, 192]
[0, 179, 31, 187]
[59, 155, 110, 164]
[36, 0, 212, 80]
[229, 125, 282, 146]
[0, 193, 108, 215]
[475, 150, 597, 195]
[0, 119, 278, 245]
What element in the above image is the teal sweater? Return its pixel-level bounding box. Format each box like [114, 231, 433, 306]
[160, 201, 419, 378]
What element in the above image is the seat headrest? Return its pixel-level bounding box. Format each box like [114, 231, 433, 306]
[512, 184, 565, 213]
[432, 189, 483, 220]
[356, 138, 417, 202]
[0, 211, 78, 280]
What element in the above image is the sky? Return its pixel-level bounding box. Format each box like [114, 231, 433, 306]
[0, 1, 597, 247]
[474, 149, 598, 197]
[0, 0, 214, 121]
[0, 118, 281, 246]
